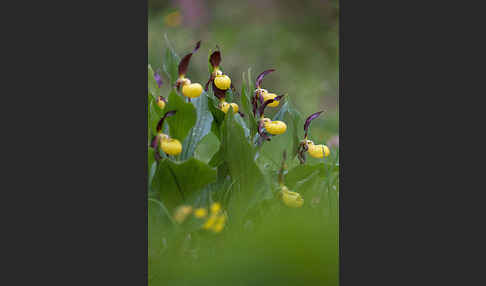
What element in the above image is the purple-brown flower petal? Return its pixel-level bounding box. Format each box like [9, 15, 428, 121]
[209, 50, 221, 68]
[178, 40, 201, 76]
[251, 92, 258, 116]
[204, 74, 215, 92]
[255, 69, 275, 88]
[258, 94, 285, 117]
[156, 110, 177, 132]
[150, 135, 159, 149]
[212, 82, 226, 100]
[297, 142, 307, 164]
[304, 111, 324, 138]
[258, 120, 271, 141]
[158, 96, 167, 103]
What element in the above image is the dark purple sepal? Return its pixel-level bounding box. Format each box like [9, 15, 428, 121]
[178, 40, 201, 76]
[255, 69, 275, 88]
[150, 135, 159, 149]
[258, 92, 264, 106]
[304, 111, 324, 138]
[156, 110, 177, 132]
[250, 90, 260, 116]
[258, 120, 271, 141]
[154, 150, 162, 162]
[212, 82, 226, 100]
[258, 95, 285, 117]
[209, 50, 221, 68]
[204, 75, 214, 91]
[297, 142, 307, 164]
[157, 96, 167, 103]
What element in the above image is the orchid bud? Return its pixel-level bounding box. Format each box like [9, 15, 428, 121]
[219, 101, 239, 114]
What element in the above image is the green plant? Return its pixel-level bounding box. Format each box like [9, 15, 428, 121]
[148, 38, 339, 286]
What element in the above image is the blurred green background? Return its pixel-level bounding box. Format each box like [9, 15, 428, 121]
[149, 0, 339, 146]
[148, 1, 339, 285]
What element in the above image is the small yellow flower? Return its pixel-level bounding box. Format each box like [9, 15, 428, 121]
[160, 135, 182, 155]
[211, 215, 226, 233]
[202, 215, 217, 229]
[280, 186, 304, 208]
[182, 82, 203, 98]
[219, 101, 239, 114]
[210, 202, 221, 214]
[173, 205, 192, 223]
[202, 204, 226, 233]
[262, 92, 280, 107]
[194, 208, 208, 218]
[214, 74, 231, 90]
[263, 118, 287, 135]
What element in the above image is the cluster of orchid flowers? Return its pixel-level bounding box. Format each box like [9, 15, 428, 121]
[173, 202, 226, 233]
[151, 40, 332, 210]
[252, 69, 287, 141]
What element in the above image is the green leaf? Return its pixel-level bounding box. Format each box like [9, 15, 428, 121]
[194, 132, 220, 164]
[207, 95, 225, 140]
[258, 102, 296, 168]
[241, 70, 259, 139]
[180, 92, 213, 160]
[285, 163, 325, 191]
[277, 100, 305, 157]
[151, 158, 217, 211]
[219, 108, 271, 218]
[208, 147, 224, 167]
[234, 113, 250, 139]
[165, 89, 197, 142]
[148, 148, 157, 190]
[162, 35, 180, 86]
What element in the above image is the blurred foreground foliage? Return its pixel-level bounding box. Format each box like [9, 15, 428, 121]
[148, 6, 339, 284]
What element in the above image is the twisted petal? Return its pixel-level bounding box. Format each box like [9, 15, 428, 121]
[255, 69, 275, 88]
[258, 94, 285, 117]
[156, 110, 177, 132]
[258, 120, 271, 141]
[304, 111, 324, 138]
[209, 50, 221, 68]
[212, 82, 227, 100]
[178, 40, 201, 76]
